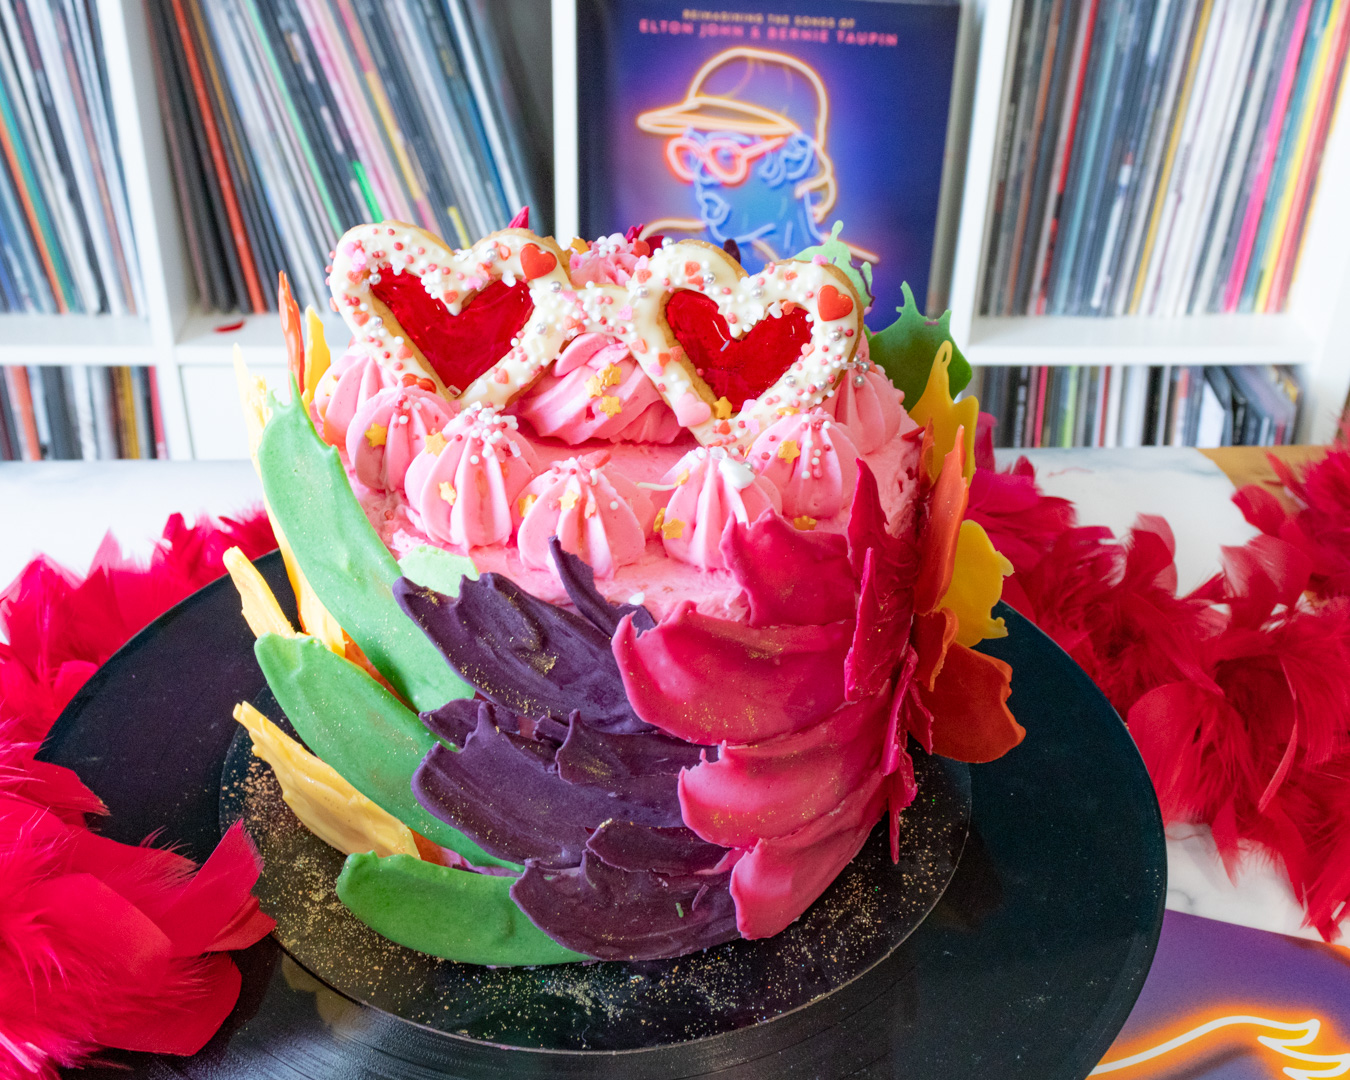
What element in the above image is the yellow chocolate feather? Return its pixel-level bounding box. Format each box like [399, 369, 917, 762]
[940, 520, 1013, 647]
[909, 341, 978, 482]
[234, 701, 419, 860]
[302, 307, 331, 409]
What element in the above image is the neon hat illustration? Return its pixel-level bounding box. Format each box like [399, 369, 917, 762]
[636, 47, 837, 222]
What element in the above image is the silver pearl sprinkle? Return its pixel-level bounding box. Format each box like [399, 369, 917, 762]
[785, 375, 797, 386]
[550, 280, 562, 293]
[853, 374, 867, 387]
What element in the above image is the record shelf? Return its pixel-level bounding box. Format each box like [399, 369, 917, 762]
[2, 0, 1349, 459]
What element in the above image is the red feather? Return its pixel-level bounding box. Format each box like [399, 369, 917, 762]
[979, 451, 1350, 941]
[0, 511, 276, 1078]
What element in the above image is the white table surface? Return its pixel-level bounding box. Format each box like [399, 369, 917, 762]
[0, 448, 1341, 947]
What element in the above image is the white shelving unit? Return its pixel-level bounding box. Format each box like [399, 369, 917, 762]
[945, 0, 1350, 444]
[0, 0, 357, 461]
[4, 0, 1349, 458]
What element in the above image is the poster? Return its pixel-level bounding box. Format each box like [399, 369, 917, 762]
[1095, 911, 1350, 1079]
[576, 0, 960, 317]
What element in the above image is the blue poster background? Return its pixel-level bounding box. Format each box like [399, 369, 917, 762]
[577, 0, 960, 321]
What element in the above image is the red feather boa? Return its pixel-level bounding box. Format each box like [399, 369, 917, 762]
[0, 512, 277, 1080]
[978, 443, 1350, 942]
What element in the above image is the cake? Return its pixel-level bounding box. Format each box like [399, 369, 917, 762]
[226, 219, 1025, 965]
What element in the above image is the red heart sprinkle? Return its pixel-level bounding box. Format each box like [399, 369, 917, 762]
[818, 285, 854, 321]
[519, 243, 557, 279]
[635, 268, 652, 283]
[684, 261, 700, 276]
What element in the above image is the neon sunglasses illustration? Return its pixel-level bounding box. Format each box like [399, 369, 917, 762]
[636, 47, 877, 268]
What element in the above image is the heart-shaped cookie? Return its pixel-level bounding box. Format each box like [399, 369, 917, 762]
[619, 240, 864, 447]
[328, 222, 574, 406]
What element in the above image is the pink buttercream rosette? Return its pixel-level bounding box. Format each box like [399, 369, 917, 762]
[404, 403, 540, 550]
[512, 333, 681, 445]
[821, 347, 906, 455]
[749, 408, 860, 520]
[515, 452, 656, 579]
[657, 446, 781, 571]
[346, 385, 459, 493]
[315, 347, 399, 447]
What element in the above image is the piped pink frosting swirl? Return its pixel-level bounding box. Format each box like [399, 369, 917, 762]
[404, 403, 540, 550]
[822, 352, 905, 455]
[316, 348, 399, 447]
[568, 233, 652, 287]
[749, 408, 860, 520]
[659, 446, 781, 571]
[513, 333, 681, 444]
[347, 386, 459, 494]
[515, 452, 656, 579]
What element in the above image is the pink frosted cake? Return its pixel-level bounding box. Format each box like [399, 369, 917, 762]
[230, 219, 1024, 965]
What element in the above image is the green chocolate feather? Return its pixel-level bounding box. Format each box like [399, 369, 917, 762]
[867, 282, 971, 408]
[256, 389, 470, 712]
[336, 852, 587, 965]
[255, 633, 521, 871]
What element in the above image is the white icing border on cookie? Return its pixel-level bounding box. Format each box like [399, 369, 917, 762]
[621, 239, 863, 449]
[327, 222, 574, 407]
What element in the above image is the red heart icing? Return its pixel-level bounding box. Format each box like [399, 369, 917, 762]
[519, 243, 558, 280]
[818, 284, 853, 322]
[370, 274, 533, 395]
[665, 290, 811, 411]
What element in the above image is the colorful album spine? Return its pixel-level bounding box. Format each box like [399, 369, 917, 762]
[1223, 0, 1315, 311]
[168, 0, 265, 311]
[1267, 0, 1350, 309]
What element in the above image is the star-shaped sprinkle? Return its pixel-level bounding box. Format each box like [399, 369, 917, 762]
[365, 422, 387, 448]
[714, 396, 733, 419]
[585, 375, 604, 398]
[675, 469, 690, 486]
[661, 517, 685, 540]
[599, 363, 622, 389]
[793, 515, 818, 531]
[518, 493, 537, 517]
[653, 508, 666, 534]
[559, 488, 580, 511]
[438, 481, 457, 505]
[423, 430, 447, 456]
[600, 395, 623, 417]
[777, 439, 800, 463]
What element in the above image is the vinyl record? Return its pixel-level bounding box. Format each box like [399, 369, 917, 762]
[41, 551, 1167, 1079]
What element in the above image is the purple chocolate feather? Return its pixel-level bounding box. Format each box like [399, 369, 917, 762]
[555, 714, 709, 823]
[548, 538, 657, 636]
[394, 575, 650, 733]
[586, 820, 727, 875]
[421, 698, 568, 748]
[413, 714, 685, 867]
[510, 852, 739, 960]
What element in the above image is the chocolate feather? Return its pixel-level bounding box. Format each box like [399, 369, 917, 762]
[412, 714, 685, 867]
[421, 697, 568, 749]
[394, 574, 650, 733]
[510, 852, 738, 960]
[548, 537, 657, 636]
[585, 820, 728, 875]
